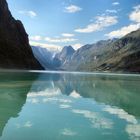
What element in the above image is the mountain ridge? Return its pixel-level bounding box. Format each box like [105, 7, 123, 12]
[32, 29, 140, 73]
[54, 46, 75, 68]
[55, 29, 140, 73]
[69, 29, 140, 72]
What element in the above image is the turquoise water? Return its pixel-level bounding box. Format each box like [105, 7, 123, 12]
[0, 71, 140, 140]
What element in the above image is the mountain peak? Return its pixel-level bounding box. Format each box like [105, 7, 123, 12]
[63, 45, 75, 52]
[61, 46, 75, 56]
[0, 0, 14, 22]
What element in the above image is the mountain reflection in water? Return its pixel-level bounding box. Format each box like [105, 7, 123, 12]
[31, 73, 140, 117]
[0, 72, 38, 136]
[0, 72, 140, 140]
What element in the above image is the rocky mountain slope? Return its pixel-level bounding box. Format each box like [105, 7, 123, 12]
[98, 29, 140, 72]
[0, 0, 43, 69]
[63, 40, 116, 71]
[63, 29, 140, 73]
[53, 46, 75, 68]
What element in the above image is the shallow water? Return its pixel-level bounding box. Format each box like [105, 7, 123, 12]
[0, 71, 140, 140]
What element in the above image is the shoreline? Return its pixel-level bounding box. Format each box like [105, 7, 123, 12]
[0, 69, 140, 77]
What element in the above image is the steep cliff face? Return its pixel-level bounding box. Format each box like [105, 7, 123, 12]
[0, 0, 43, 69]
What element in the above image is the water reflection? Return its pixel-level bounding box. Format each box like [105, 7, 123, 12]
[26, 73, 140, 140]
[0, 72, 38, 136]
[0, 72, 140, 140]
[30, 73, 140, 118]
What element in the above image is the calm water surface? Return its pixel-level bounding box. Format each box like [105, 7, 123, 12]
[0, 71, 140, 140]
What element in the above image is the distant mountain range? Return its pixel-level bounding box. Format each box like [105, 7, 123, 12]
[66, 29, 140, 72]
[31, 45, 75, 70]
[33, 29, 140, 73]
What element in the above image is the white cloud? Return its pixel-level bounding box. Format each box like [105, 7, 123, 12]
[65, 5, 82, 13]
[105, 23, 140, 38]
[103, 106, 137, 124]
[72, 109, 113, 129]
[30, 35, 77, 43]
[112, 2, 120, 6]
[59, 104, 71, 109]
[28, 11, 37, 17]
[129, 5, 140, 23]
[70, 90, 81, 98]
[62, 33, 75, 37]
[29, 36, 42, 41]
[24, 121, 33, 128]
[18, 10, 37, 18]
[27, 98, 39, 104]
[16, 121, 33, 129]
[75, 15, 118, 33]
[43, 97, 72, 104]
[28, 88, 61, 97]
[106, 5, 140, 38]
[45, 37, 77, 43]
[106, 9, 117, 13]
[29, 41, 62, 51]
[72, 43, 83, 50]
[126, 124, 140, 139]
[61, 128, 77, 136]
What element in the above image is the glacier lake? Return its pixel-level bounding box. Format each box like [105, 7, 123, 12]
[0, 71, 140, 140]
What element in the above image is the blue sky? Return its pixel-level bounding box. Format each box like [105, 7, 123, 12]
[7, 0, 140, 51]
